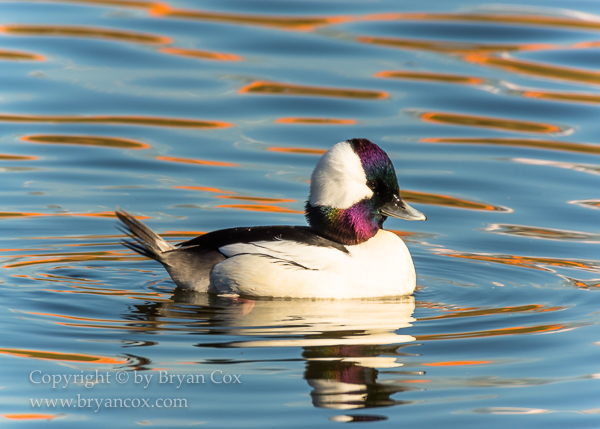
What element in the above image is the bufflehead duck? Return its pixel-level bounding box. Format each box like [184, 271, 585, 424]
[116, 138, 426, 299]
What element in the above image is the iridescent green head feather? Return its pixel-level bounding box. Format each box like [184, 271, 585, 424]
[306, 139, 426, 245]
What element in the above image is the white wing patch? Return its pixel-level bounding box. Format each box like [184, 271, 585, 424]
[308, 141, 372, 209]
[218, 240, 340, 271]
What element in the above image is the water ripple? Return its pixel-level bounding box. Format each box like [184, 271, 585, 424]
[239, 81, 388, 99]
[0, 24, 171, 44]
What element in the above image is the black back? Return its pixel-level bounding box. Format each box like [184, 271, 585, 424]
[178, 225, 349, 254]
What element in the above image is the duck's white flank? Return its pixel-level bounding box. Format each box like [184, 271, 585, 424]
[308, 141, 373, 209]
[208, 229, 415, 299]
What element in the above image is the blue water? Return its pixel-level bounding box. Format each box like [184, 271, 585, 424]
[1, 0, 600, 427]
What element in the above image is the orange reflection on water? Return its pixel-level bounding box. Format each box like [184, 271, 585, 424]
[215, 204, 303, 214]
[172, 185, 236, 194]
[415, 324, 567, 341]
[161, 230, 206, 237]
[0, 49, 45, 61]
[0, 211, 59, 218]
[388, 230, 417, 239]
[438, 250, 600, 272]
[360, 12, 600, 33]
[28, 0, 164, 9]
[51, 321, 167, 331]
[215, 195, 296, 203]
[156, 156, 239, 167]
[375, 70, 485, 85]
[267, 147, 327, 156]
[357, 36, 554, 55]
[1, 114, 233, 128]
[0, 348, 126, 364]
[3, 249, 134, 269]
[274, 117, 356, 125]
[520, 88, 600, 105]
[27, 311, 183, 331]
[419, 304, 565, 321]
[463, 54, 600, 86]
[0, 211, 144, 219]
[49, 285, 162, 297]
[0, 154, 37, 161]
[563, 276, 600, 289]
[239, 81, 388, 100]
[18, 272, 103, 285]
[39, 283, 171, 301]
[0, 24, 171, 44]
[159, 47, 243, 61]
[421, 137, 600, 156]
[149, 4, 352, 32]
[420, 112, 562, 134]
[22, 134, 150, 150]
[463, 54, 600, 85]
[2, 414, 57, 420]
[401, 190, 509, 212]
[31, 312, 128, 322]
[422, 360, 492, 366]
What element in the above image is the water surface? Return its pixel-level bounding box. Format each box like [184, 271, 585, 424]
[1, 0, 600, 427]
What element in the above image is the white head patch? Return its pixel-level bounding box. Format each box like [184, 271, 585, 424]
[308, 141, 373, 209]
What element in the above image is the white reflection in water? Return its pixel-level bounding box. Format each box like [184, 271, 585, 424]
[512, 157, 600, 176]
[167, 291, 415, 347]
[136, 291, 417, 409]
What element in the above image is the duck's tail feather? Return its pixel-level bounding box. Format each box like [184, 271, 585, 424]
[115, 209, 175, 261]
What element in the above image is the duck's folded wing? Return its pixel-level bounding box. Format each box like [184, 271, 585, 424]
[179, 225, 348, 255]
[217, 238, 347, 271]
[178, 226, 350, 297]
[209, 238, 350, 298]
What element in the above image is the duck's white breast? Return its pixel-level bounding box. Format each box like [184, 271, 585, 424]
[208, 230, 416, 299]
[344, 230, 416, 297]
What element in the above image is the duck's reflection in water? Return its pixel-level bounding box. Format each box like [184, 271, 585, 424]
[133, 289, 418, 409]
[303, 343, 420, 409]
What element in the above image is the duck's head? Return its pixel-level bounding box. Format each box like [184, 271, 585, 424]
[305, 138, 426, 245]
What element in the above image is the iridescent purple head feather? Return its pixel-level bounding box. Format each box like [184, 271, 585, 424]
[305, 138, 418, 245]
